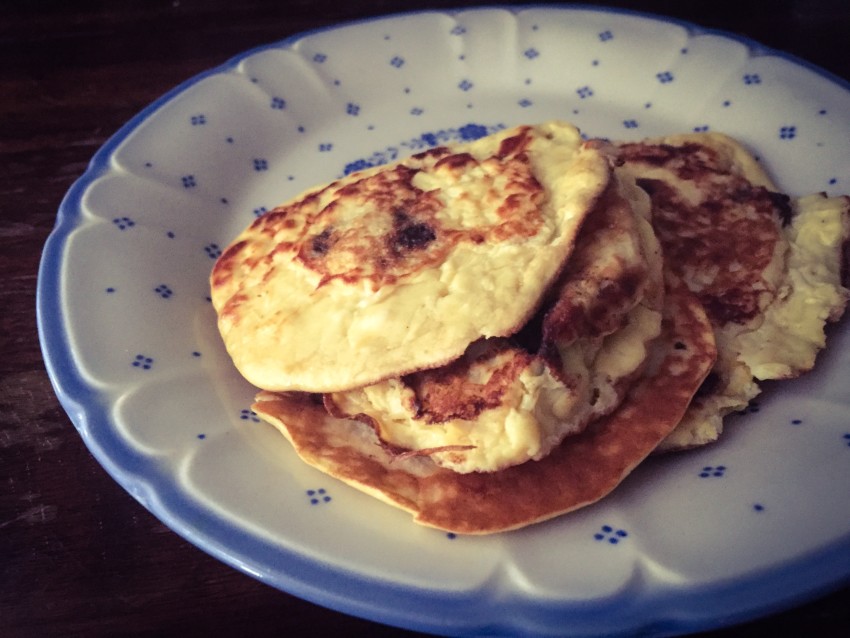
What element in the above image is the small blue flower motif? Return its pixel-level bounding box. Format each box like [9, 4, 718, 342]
[182, 175, 196, 189]
[458, 79, 474, 92]
[390, 56, 405, 68]
[598, 30, 613, 42]
[197, 433, 206, 440]
[458, 123, 488, 141]
[132, 354, 153, 370]
[594, 525, 628, 544]
[307, 488, 332, 505]
[753, 503, 765, 512]
[411, 107, 424, 116]
[154, 284, 173, 299]
[253, 158, 268, 171]
[656, 71, 674, 84]
[743, 73, 761, 85]
[313, 53, 327, 63]
[420, 132, 438, 147]
[623, 119, 639, 129]
[204, 243, 222, 259]
[112, 216, 135, 230]
[253, 206, 268, 217]
[523, 48, 540, 60]
[693, 125, 710, 132]
[346, 102, 360, 116]
[699, 465, 726, 478]
[518, 98, 533, 108]
[577, 86, 594, 99]
[270, 96, 286, 110]
[450, 25, 466, 35]
[343, 159, 373, 175]
[842, 433, 850, 447]
[779, 125, 797, 140]
[190, 114, 206, 126]
[239, 408, 260, 423]
[319, 143, 333, 152]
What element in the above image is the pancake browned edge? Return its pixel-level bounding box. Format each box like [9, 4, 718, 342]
[252, 283, 715, 535]
[618, 133, 850, 452]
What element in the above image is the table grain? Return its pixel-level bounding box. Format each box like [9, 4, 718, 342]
[3, 1, 850, 636]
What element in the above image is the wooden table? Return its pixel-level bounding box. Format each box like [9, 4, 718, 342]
[3, 1, 850, 635]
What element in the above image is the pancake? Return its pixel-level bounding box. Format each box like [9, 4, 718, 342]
[210, 121, 610, 392]
[252, 281, 714, 534]
[214, 122, 847, 533]
[324, 170, 664, 473]
[618, 133, 850, 451]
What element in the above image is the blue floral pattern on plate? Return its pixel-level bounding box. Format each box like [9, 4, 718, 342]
[37, 7, 850, 637]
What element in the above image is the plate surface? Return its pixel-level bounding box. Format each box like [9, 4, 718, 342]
[38, 6, 850, 637]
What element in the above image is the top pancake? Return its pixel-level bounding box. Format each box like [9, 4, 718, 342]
[211, 121, 610, 392]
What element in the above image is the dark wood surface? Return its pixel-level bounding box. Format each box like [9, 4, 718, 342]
[3, 1, 850, 636]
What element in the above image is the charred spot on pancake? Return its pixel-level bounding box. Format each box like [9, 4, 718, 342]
[496, 127, 533, 159]
[411, 146, 451, 161]
[543, 271, 645, 345]
[390, 211, 436, 253]
[434, 152, 477, 171]
[310, 227, 334, 255]
[628, 142, 785, 326]
[621, 142, 720, 181]
[403, 341, 534, 423]
[210, 240, 248, 288]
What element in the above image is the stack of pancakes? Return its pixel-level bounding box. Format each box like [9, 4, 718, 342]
[211, 121, 849, 534]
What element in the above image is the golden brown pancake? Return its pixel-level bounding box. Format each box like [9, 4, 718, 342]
[210, 121, 610, 393]
[619, 133, 850, 451]
[324, 170, 663, 473]
[252, 282, 714, 534]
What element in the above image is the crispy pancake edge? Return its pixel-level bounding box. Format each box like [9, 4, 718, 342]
[252, 283, 715, 534]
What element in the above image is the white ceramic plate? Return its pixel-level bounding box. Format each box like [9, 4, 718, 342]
[38, 6, 850, 636]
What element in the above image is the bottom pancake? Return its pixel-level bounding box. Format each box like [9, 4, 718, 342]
[252, 283, 715, 534]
